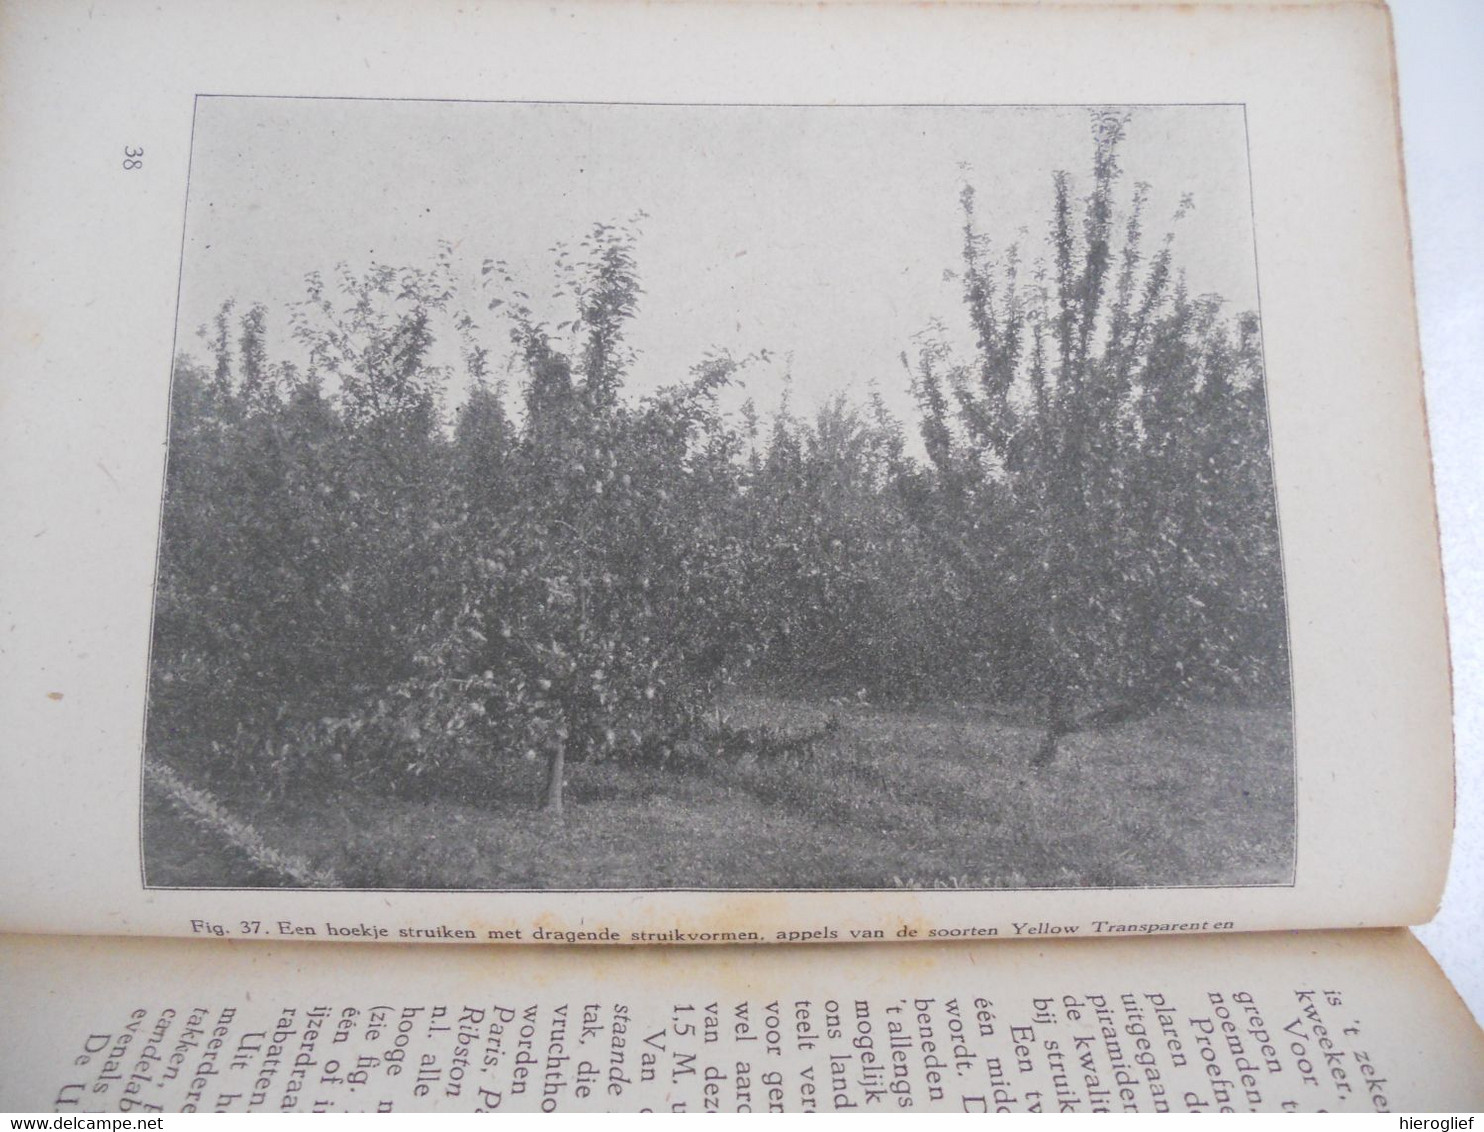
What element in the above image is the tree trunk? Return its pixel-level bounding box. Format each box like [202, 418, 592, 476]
[1032, 689, 1072, 769]
[543, 736, 566, 815]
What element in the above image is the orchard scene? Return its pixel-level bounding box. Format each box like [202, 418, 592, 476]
[142, 106, 1292, 889]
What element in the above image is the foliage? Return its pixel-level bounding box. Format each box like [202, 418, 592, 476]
[151, 223, 767, 810]
[909, 111, 1287, 762]
[146, 112, 1289, 824]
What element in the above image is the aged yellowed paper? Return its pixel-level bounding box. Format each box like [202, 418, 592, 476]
[2, 928, 1481, 1112]
[0, 0, 1451, 940]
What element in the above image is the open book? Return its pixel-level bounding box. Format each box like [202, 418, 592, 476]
[1, 0, 1479, 1113]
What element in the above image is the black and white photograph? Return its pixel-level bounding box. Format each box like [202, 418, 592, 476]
[140, 97, 1294, 891]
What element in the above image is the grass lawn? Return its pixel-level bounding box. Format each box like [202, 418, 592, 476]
[143, 690, 1294, 890]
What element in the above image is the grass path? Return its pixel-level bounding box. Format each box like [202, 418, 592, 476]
[143, 692, 1293, 890]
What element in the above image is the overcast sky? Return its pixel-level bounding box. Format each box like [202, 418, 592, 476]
[176, 97, 1259, 429]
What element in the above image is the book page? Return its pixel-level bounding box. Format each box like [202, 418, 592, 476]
[0, 0, 1452, 941]
[1, 929, 1479, 1112]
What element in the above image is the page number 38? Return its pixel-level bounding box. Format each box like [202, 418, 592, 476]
[122, 145, 144, 171]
